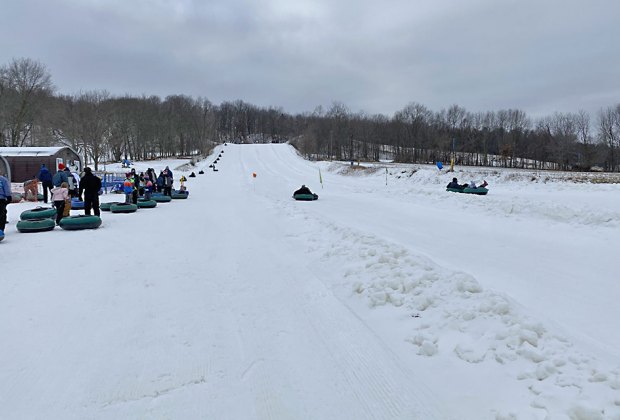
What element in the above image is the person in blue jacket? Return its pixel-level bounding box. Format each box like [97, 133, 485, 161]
[52, 163, 69, 187]
[36, 164, 53, 203]
[0, 173, 12, 233]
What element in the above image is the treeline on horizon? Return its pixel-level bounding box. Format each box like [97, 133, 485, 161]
[1, 58, 619, 172]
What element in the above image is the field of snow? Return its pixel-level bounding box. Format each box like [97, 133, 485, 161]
[1, 143, 619, 419]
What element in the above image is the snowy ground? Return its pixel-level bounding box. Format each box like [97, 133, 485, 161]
[1, 144, 619, 419]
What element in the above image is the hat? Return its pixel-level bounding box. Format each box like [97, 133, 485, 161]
[452, 178, 457, 182]
[58, 163, 65, 170]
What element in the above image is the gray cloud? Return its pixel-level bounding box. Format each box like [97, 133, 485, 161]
[1, 0, 618, 118]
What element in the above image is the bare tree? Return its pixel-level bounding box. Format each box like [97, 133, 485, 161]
[0, 58, 54, 146]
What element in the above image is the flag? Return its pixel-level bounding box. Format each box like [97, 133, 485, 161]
[319, 168, 323, 188]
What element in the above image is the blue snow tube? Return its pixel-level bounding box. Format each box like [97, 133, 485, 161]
[71, 198, 85, 209]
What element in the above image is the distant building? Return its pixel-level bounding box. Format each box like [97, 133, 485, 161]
[0, 147, 83, 182]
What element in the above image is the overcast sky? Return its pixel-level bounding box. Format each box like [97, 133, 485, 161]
[1, 0, 618, 118]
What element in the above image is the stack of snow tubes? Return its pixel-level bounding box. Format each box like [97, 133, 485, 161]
[16, 206, 57, 233]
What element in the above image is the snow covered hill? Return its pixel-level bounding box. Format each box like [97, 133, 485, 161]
[1, 144, 619, 419]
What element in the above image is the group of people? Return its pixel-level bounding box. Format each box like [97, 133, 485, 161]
[50, 166, 102, 224]
[446, 178, 488, 190]
[121, 166, 175, 204]
[37, 163, 82, 203]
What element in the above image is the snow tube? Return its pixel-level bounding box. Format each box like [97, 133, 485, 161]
[59, 215, 102, 230]
[12, 193, 23, 202]
[446, 187, 489, 195]
[37, 193, 44, 201]
[137, 198, 157, 208]
[110, 203, 138, 213]
[171, 190, 189, 199]
[16, 218, 56, 233]
[0, 230, 4, 242]
[100, 202, 121, 211]
[293, 193, 319, 201]
[71, 198, 85, 209]
[152, 195, 172, 203]
[20, 206, 56, 220]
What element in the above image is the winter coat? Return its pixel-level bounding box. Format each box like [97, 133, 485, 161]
[52, 171, 68, 187]
[51, 186, 69, 202]
[79, 172, 102, 196]
[0, 175, 12, 200]
[123, 179, 134, 194]
[37, 167, 53, 184]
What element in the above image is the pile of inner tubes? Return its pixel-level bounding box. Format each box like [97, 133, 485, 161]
[59, 215, 102, 230]
[110, 203, 138, 213]
[16, 218, 56, 233]
[20, 206, 56, 220]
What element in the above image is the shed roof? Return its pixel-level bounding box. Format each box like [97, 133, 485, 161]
[0, 147, 69, 157]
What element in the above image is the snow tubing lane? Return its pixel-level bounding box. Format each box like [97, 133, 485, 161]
[71, 199, 85, 209]
[446, 187, 489, 195]
[171, 191, 189, 199]
[110, 203, 138, 213]
[137, 199, 157, 208]
[293, 193, 319, 201]
[59, 215, 102, 230]
[152, 195, 172, 203]
[16, 218, 56, 233]
[100, 202, 120, 211]
[20, 206, 56, 220]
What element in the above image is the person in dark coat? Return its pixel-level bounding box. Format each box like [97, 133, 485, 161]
[294, 185, 313, 195]
[37, 164, 54, 203]
[79, 167, 102, 216]
[446, 178, 464, 190]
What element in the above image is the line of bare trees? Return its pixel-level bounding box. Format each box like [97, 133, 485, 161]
[2, 58, 619, 171]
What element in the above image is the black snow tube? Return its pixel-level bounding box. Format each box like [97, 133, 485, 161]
[137, 199, 157, 208]
[20, 206, 56, 220]
[59, 215, 102, 230]
[100, 202, 121, 211]
[16, 218, 56, 233]
[171, 191, 189, 199]
[293, 193, 319, 201]
[152, 195, 172, 203]
[110, 203, 138, 213]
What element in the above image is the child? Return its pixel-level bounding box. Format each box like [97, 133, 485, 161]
[144, 175, 153, 200]
[51, 181, 69, 225]
[123, 173, 134, 204]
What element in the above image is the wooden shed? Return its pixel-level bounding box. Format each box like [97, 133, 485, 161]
[0, 147, 83, 183]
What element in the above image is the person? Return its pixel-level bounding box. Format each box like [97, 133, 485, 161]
[162, 168, 173, 196]
[123, 173, 134, 204]
[130, 168, 140, 204]
[51, 181, 69, 225]
[446, 178, 464, 190]
[79, 167, 102, 217]
[468, 180, 488, 189]
[294, 185, 313, 195]
[52, 163, 69, 187]
[37, 164, 53, 203]
[189, 172, 196, 178]
[0, 173, 12, 233]
[143, 175, 153, 200]
[64, 167, 78, 198]
[23, 178, 39, 201]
